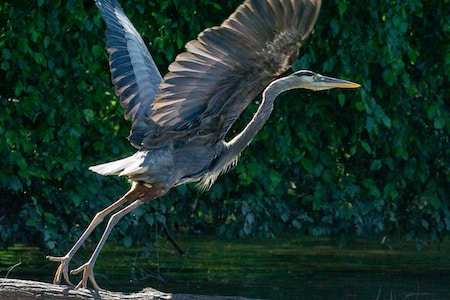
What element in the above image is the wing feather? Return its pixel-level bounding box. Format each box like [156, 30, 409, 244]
[95, 0, 162, 148]
[151, 0, 321, 141]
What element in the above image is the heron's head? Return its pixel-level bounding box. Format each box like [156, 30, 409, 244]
[291, 70, 360, 91]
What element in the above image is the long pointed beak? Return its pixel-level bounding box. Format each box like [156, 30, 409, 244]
[320, 75, 361, 89]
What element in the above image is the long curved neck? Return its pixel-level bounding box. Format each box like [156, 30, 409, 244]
[199, 76, 299, 190]
[226, 76, 297, 156]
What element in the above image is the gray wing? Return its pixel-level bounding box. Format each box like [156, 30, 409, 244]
[95, 0, 162, 149]
[151, 0, 321, 142]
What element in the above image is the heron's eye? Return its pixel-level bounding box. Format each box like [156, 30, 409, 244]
[313, 74, 319, 81]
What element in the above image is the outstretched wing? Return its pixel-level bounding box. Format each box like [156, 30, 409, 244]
[95, 0, 162, 149]
[151, 0, 321, 142]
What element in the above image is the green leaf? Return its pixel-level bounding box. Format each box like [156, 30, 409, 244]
[433, 116, 445, 129]
[353, 101, 364, 112]
[91, 44, 104, 58]
[338, 93, 346, 107]
[382, 69, 395, 86]
[123, 235, 132, 248]
[15, 81, 24, 96]
[268, 169, 282, 187]
[2, 48, 12, 60]
[1, 61, 9, 71]
[370, 159, 382, 171]
[365, 117, 375, 133]
[421, 219, 429, 230]
[382, 114, 392, 128]
[83, 109, 95, 123]
[44, 36, 51, 48]
[7, 176, 23, 191]
[362, 179, 380, 198]
[337, 2, 347, 15]
[394, 146, 409, 160]
[292, 219, 302, 230]
[301, 159, 313, 173]
[361, 141, 372, 154]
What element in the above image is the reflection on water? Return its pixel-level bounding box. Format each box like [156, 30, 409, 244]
[1, 235, 450, 299]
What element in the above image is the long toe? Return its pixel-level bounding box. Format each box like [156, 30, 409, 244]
[71, 261, 100, 289]
[71, 265, 88, 289]
[89, 273, 101, 290]
[46, 255, 75, 287]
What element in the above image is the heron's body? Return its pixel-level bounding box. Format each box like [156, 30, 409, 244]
[92, 138, 224, 188]
[47, 0, 359, 289]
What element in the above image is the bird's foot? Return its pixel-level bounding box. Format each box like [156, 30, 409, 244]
[46, 255, 75, 287]
[71, 260, 101, 290]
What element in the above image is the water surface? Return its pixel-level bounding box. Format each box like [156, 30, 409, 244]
[1, 235, 449, 299]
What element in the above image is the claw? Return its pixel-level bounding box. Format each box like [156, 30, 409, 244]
[71, 261, 101, 290]
[46, 255, 75, 287]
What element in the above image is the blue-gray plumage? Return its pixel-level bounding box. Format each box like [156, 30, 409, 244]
[47, 0, 359, 289]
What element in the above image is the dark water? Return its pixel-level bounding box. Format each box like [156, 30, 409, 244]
[1, 235, 450, 299]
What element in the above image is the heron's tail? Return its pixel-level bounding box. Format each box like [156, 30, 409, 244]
[89, 151, 148, 177]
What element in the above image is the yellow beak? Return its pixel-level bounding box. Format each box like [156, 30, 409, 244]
[320, 75, 361, 89]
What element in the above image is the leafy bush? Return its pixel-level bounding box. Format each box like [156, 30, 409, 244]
[0, 0, 448, 250]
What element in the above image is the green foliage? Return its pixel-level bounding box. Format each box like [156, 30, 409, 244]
[0, 0, 448, 251]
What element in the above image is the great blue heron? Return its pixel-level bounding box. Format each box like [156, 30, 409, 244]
[47, 0, 359, 289]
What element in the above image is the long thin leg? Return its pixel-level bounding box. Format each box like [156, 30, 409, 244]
[71, 199, 144, 289]
[46, 182, 150, 286]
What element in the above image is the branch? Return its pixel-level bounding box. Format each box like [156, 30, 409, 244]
[0, 278, 259, 300]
